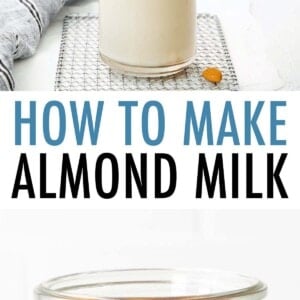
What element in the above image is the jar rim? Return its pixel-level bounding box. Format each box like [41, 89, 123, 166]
[35, 268, 267, 300]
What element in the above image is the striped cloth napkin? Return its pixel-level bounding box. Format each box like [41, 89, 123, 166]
[0, 0, 72, 90]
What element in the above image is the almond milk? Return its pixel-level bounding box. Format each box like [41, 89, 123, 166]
[99, 0, 197, 77]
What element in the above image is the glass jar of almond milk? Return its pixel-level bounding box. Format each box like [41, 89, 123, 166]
[99, 0, 197, 77]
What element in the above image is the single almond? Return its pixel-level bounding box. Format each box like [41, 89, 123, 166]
[202, 67, 223, 84]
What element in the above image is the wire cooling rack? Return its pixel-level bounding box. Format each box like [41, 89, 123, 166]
[55, 14, 239, 91]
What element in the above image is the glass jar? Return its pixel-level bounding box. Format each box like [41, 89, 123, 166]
[98, 0, 197, 77]
[35, 268, 267, 300]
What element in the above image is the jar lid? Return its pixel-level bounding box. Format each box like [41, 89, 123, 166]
[35, 269, 267, 300]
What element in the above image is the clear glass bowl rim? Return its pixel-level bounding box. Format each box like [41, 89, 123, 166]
[35, 268, 267, 300]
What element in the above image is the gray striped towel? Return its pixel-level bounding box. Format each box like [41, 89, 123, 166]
[0, 0, 72, 91]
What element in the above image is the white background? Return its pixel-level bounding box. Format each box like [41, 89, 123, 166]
[1, 209, 300, 300]
[201, 0, 300, 89]
[0, 91, 297, 206]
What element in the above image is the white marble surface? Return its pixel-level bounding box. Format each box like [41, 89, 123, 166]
[13, 0, 300, 90]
